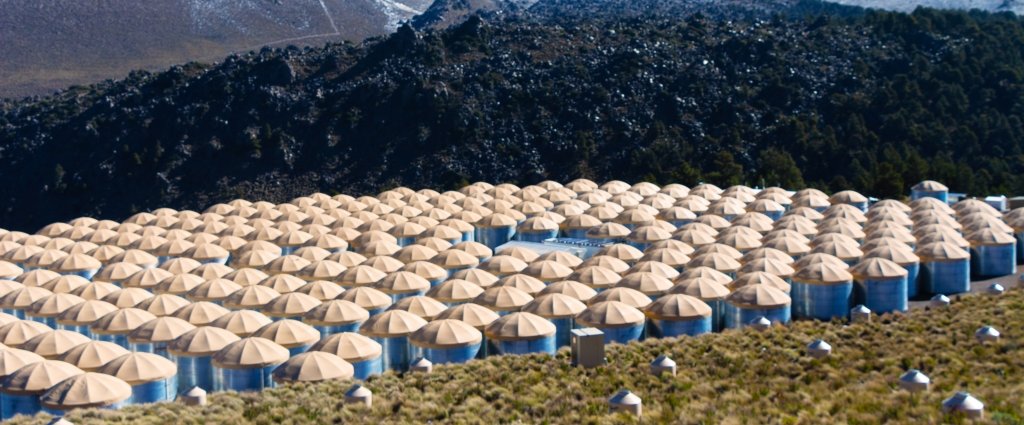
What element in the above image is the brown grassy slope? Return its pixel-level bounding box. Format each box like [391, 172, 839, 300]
[9, 290, 1024, 424]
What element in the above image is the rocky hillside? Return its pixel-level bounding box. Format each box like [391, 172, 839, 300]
[0, 0, 431, 98]
[1, 3, 1024, 231]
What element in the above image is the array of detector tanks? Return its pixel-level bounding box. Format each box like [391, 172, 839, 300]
[0, 179, 1016, 418]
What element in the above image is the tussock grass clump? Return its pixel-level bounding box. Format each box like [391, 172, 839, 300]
[9, 291, 1024, 424]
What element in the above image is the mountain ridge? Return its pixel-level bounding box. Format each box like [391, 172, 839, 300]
[2, 4, 1023, 231]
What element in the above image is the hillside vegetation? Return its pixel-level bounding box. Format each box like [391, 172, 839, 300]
[8, 287, 1024, 424]
[2, 4, 1024, 230]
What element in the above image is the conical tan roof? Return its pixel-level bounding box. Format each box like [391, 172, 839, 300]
[137, 293, 191, 316]
[212, 337, 290, 369]
[39, 372, 131, 410]
[474, 286, 534, 312]
[738, 258, 795, 277]
[0, 320, 53, 348]
[669, 277, 730, 300]
[52, 253, 101, 273]
[303, 300, 369, 326]
[916, 241, 970, 261]
[484, 312, 556, 340]
[91, 308, 156, 336]
[425, 279, 484, 303]
[338, 287, 393, 311]
[0, 360, 84, 395]
[122, 268, 174, 290]
[375, 271, 430, 294]
[435, 303, 500, 330]
[309, 332, 382, 362]
[29, 293, 85, 318]
[251, 319, 320, 349]
[576, 301, 646, 327]
[537, 280, 597, 302]
[129, 316, 196, 344]
[725, 284, 791, 308]
[410, 319, 482, 349]
[617, 272, 674, 297]
[522, 294, 587, 319]
[589, 287, 653, 309]
[645, 294, 712, 320]
[0, 347, 45, 378]
[687, 253, 741, 273]
[57, 300, 118, 326]
[262, 292, 322, 318]
[966, 228, 1015, 246]
[358, 310, 428, 337]
[69, 281, 120, 301]
[522, 260, 573, 282]
[23, 330, 90, 359]
[39, 275, 89, 294]
[172, 301, 230, 326]
[731, 272, 791, 292]
[97, 352, 176, 384]
[57, 341, 128, 372]
[864, 245, 920, 265]
[570, 266, 622, 289]
[912, 179, 949, 191]
[389, 296, 448, 321]
[211, 310, 273, 337]
[850, 258, 909, 279]
[272, 351, 354, 384]
[794, 262, 853, 285]
[224, 285, 280, 310]
[169, 326, 242, 356]
[497, 274, 547, 295]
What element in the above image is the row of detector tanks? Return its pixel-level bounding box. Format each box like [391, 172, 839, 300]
[0, 179, 1015, 418]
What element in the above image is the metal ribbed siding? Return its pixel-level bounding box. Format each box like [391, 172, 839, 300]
[476, 227, 516, 250]
[2, 309, 25, 320]
[280, 246, 299, 256]
[285, 345, 311, 357]
[706, 299, 726, 332]
[396, 236, 417, 247]
[586, 236, 624, 245]
[723, 305, 791, 329]
[791, 281, 853, 321]
[96, 334, 131, 350]
[314, 322, 362, 339]
[351, 356, 384, 380]
[132, 343, 176, 361]
[666, 218, 694, 228]
[197, 257, 228, 265]
[31, 316, 58, 329]
[550, 317, 577, 348]
[901, 262, 921, 300]
[214, 364, 280, 392]
[65, 269, 99, 280]
[176, 355, 216, 394]
[419, 343, 481, 365]
[459, 229, 475, 242]
[850, 202, 869, 212]
[58, 324, 93, 340]
[2, 395, 42, 420]
[971, 244, 1016, 278]
[564, 229, 589, 239]
[626, 241, 653, 252]
[129, 376, 177, 404]
[517, 230, 558, 243]
[911, 190, 948, 203]
[1017, 233, 1024, 263]
[372, 336, 419, 372]
[854, 277, 908, 314]
[921, 260, 971, 295]
[593, 324, 644, 345]
[492, 335, 556, 355]
[390, 290, 426, 303]
[763, 211, 784, 221]
[650, 317, 712, 338]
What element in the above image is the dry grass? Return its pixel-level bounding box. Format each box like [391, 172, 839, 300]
[9, 290, 1024, 424]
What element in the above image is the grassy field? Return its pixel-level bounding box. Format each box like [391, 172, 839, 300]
[9, 290, 1024, 424]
